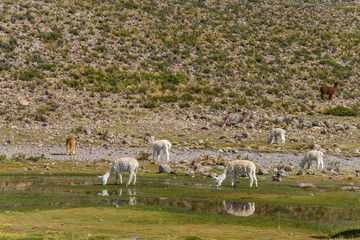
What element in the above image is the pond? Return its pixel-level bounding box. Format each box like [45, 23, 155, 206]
[1, 175, 359, 226]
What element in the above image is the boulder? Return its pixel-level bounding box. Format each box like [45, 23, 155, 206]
[277, 169, 289, 177]
[159, 164, 171, 173]
[258, 168, 269, 175]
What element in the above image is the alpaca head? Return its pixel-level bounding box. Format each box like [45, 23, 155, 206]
[214, 174, 226, 187]
[98, 175, 108, 185]
[334, 82, 339, 87]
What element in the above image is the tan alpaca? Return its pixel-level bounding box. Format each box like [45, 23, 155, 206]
[66, 136, 76, 155]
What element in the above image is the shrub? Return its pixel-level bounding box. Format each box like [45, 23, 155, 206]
[325, 106, 358, 116]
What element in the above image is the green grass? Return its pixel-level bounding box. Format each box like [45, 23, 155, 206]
[0, 160, 359, 239]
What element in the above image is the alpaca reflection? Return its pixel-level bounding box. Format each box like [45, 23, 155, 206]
[106, 188, 137, 206]
[97, 189, 109, 196]
[223, 201, 255, 217]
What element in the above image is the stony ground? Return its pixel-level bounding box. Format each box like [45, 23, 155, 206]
[1, 144, 359, 172]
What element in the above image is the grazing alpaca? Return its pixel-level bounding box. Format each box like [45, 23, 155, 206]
[66, 136, 76, 155]
[215, 160, 258, 188]
[151, 140, 172, 162]
[98, 157, 139, 187]
[267, 128, 286, 144]
[299, 150, 324, 170]
[320, 82, 339, 100]
[223, 201, 255, 217]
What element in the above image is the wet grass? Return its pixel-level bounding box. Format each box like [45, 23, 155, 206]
[0, 161, 359, 239]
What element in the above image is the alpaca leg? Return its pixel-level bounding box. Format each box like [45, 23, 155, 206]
[126, 172, 133, 187]
[115, 172, 119, 184]
[274, 135, 278, 144]
[321, 93, 325, 100]
[156, 150, 161, 162]
[231, 172, 236, 187]
[329, 94, 333, 100]
[253, 170, 258, 188]
[119, 172, 123, 184]
[320, 157, 324, 170]
[132, 171, 137, 185]
[165, 148, 170, 162]
[152, 149, 156, 161]
[281, 134, 285, 144]
[249, 173, 253, 188]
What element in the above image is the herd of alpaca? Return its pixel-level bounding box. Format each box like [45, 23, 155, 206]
[66, 124, 325, 188]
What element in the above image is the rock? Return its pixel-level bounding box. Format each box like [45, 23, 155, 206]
[277, 169, 289, 177]
[258, 168, 269, 175]
[302, 135, 315, 143]
[225, 113, 241, 125]
[144, 136, 156, 145]
[171, 168, 182, 174]
[301, 121, 312, 128]
[214, 165, 225, 170]
[277, 116, 285, 122]
[198, 139, 204, 144]
[241, 132, 250, 138]
[122, 138, 131, 145]
[184, 168, 195, 176]
[98, 219, 103, 222]
[84, 126, 91, 135]
[159, 164, 171, 173]
[297, 170, 306, 175]
[312, 121, 326, 127]
[18, 97, 29, 106]
[273, 176, 282, 182]
[335, 124, 345, 131]
[291, 119, 300, 126]
[326, 119, 337, 128]
[209, 172, 217, 178]
[35, 114, 48, 122]
[334, 147, 341, 153]
[297, 183, 315, 188]
[284, 166, 294, 172]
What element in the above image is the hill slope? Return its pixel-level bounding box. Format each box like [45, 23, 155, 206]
[1, 0, 360, 150]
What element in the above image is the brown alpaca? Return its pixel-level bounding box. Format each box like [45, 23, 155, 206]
[320, 82, 339, 100]
[66, 136, 76, 155]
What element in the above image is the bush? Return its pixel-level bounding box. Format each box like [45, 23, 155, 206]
[325, 106, 358, 116]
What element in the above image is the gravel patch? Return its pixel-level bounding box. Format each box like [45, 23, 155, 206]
[0, 145, 359, 171]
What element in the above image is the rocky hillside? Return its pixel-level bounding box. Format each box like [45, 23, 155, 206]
[1, 0, 360, 150]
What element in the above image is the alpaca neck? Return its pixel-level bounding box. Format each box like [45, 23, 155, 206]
[103, 168, 113, 180]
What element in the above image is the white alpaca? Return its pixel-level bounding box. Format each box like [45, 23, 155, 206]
[151, 140, 172, 162]
[98, 157, 139, 187]
[223, 201, 255, 217]
[267, 128, 286, 144]
[299, 150, 324, 170]
[215, 160, 258, 188]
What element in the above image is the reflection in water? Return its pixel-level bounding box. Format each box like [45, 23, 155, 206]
[1, 181, 33, 190]
[99, 189, 137, 206]
[223, 201, 255, 217]
[97, 189, 109, 196]
[1, 176, 360, 225]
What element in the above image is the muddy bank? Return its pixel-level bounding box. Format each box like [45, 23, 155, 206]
[0, 145, 359, 171]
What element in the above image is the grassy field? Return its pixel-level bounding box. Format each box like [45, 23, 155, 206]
[0, 160, 359, 239]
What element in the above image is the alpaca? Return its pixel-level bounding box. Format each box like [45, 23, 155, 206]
[151, 140, 172, 162]
[267, 128, 286, 144]
[98, 157, 139, 187]
[320, 82, 339, 100]
[299, 150, 324, 170]
[223, 201, 255, 217]
[215, 160, 258, 188]
[66, 136, 76, 155]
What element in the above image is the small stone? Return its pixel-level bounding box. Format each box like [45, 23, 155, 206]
[159, 164, 171, 173]
[98, 219, 103, 222]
